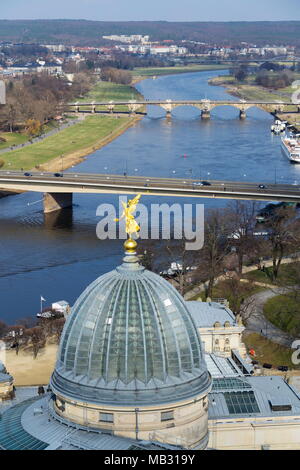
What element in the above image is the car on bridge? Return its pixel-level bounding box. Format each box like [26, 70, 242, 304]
[24, 172, 32, 177]
[54, 173, 63, 178]
[193, 181, 211, 187]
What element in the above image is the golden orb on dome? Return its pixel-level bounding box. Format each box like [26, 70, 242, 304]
[124, 238, 137, 253]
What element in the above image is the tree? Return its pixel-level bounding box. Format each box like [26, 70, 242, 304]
[266, 207, 298, 281]
[200, 209, 230, 298]
[25, 118, 41, 137]
[226, 201, 261, 274]
[5, 325, 25, 355]
[217, 274, 256, 319]
[235, 64, 248, 82]
[25, 326, 46, 358]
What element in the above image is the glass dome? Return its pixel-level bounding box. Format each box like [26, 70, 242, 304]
[51, 250, 211, 406]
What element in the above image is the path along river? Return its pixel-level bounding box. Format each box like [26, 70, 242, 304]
[1, 70, 299, 323]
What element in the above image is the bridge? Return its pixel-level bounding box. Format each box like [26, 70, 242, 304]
[68, 99, 298, 119]
[0, 171, 299, 213]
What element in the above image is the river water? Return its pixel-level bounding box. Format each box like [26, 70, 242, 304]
[1, 69, 299, 324]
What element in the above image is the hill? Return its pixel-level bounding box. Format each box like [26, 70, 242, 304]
[0, 20, 299, 46]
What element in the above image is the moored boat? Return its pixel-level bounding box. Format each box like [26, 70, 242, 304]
[281, 134, 300, 163]
[271, 120, 286, 134]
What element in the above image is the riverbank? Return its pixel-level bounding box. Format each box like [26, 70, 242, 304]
[132, 64, 228, 79]
[0, 81, 144, 172]
[0, 114, 142, 172]
[209, 74, 300, 131]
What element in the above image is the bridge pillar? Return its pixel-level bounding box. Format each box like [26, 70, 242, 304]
[91, 105, 96, 113]
[201, 110, 211, 120]
[43, 192, 73, 213]
[166, 111, 172, 119]
[239, 110, 246, 120]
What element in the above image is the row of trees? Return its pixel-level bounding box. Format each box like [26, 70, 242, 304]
[100, 67, 132, 85]
[139, 201, 299, 305]
[0, 316, 65, 358]
[0, 71, 95, 133]
[255, 69, 294, 89]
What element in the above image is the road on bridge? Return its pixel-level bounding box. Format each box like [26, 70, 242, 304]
[0, 171, 299, 203]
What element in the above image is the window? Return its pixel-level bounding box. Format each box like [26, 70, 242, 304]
[99, 412, 114, 423]
[161, 411, 174, 422]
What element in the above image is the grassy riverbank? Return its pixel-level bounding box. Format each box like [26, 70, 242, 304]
[132, 64, 228, 79]
[209, 73, 300, 131]
[0, 81, 143, 171]
[209, 74, 295, 102]
[0, 114, 139, 171]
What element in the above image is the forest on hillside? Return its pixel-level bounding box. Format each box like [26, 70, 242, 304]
[0, 20, 299, 46]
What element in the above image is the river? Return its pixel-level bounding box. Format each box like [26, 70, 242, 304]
[0, 69, 299, 324]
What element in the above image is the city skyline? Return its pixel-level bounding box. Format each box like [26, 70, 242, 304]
[1, 0, 300, 22]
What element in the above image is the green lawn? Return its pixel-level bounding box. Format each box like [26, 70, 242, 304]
[244, 262, 300, 286]
[0, 115, 130, 170]
[0, 81, 143, 170]
[264, 294, 300, 337]
[0, 132, 28, 151]
[210, 73, 300, 106]
[78, 80, 142, 102]
[0, 121, 61, 152]
[77, 80, 144, 112]
[133, 64, 228, 78]
[243, 332, 299, 369]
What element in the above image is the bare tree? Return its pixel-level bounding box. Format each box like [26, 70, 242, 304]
[200, 209, 231, 298]
[217, 274, 256, 319]
[25, 326, 46, 358]
[266, 207, 299, 281]
[226, 200, 261, 274]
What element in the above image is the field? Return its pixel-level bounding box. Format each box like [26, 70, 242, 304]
[244, 262, 300, 286]
[133, 64, 228, 78]
[243, 332, 299, 369]
[0, 115, 131, 171]
[264, 294, 300, 337]
[0, 132, 28, 151]
[0, 81, 143, 171]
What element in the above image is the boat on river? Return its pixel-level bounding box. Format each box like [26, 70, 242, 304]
[281, 133, 300, 163]
[271, 120, 286, 134]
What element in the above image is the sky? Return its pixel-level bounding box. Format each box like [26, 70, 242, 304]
[1, 0, 300, 22]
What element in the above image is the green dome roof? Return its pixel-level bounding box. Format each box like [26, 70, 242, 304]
[51, 251, 211, 406]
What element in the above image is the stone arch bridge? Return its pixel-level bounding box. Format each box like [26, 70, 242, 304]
[68, 99, 297, 119]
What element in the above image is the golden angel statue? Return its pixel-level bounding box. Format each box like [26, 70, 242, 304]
[115, 194, 141, 238]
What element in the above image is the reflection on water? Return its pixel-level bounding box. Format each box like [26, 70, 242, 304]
[0, 70, 299, 323]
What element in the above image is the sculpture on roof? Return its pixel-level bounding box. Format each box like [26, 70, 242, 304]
[115, 194, 141, 238]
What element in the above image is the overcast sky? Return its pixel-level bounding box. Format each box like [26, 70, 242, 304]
[1, 0, 300, 21]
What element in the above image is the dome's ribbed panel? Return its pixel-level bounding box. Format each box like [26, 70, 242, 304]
[51, 252, 211, 405]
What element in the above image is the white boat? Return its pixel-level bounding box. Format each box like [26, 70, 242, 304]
[271, 120, 286, 134]
[281, 134, 300, 163]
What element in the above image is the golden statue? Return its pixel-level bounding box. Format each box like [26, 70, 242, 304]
[115, 194, 141, 252]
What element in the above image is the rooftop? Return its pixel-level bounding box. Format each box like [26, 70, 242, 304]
[186, 301, 237, 328]
[51, 249, 210, 406]
[209, 375, 300, 420]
